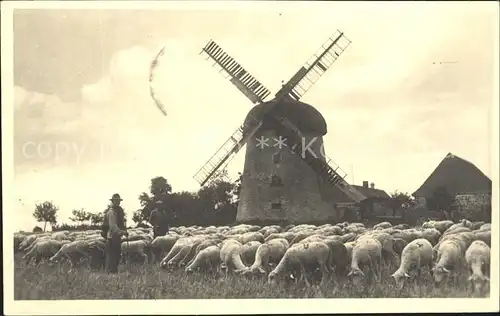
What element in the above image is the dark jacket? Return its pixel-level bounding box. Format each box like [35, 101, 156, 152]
[101, 206, 126, 239]
[149, 208, 170, 235]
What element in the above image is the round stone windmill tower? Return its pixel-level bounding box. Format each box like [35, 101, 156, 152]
[193, 30, 366, 225]
[236, 99, 334, 224]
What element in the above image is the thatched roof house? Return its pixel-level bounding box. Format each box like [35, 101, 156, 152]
[413, 152, 491, 198]
[412, 153, 491, 219]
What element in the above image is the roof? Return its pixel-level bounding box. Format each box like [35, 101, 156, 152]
[351, 185, 391, 200]
[327, 183, 390, 203]
[412, 152, 492, 198]
[243, 97, 327, 135]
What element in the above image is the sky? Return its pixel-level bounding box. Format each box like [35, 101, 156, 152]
[8, 1, 499, 231]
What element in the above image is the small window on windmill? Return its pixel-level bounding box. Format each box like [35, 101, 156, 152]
[270, 175, 283, 187]
[271, 202, 282, 210]
[272, 152, 282, 164]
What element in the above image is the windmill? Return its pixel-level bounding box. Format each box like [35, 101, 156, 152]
[193, 29, 366, 224]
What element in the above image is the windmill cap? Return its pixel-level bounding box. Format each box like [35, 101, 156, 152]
[110, 193, 123, 201]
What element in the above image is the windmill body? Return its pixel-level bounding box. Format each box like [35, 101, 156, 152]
[193, 30, 366, 225]
[237, 99, 336, 224]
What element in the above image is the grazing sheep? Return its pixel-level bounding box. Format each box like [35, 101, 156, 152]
[473, 230, 491, 247]
[49, 240, 91, 270]
[238, 238, 289, 275]
[432, 239, 465, 286]
[23, 239, 68, 265]
[121, 240, 151, 265]
[391, 239, 433, 289]
[392, 238, 409, 256]
[151, 235, 179, 263]
[185, 245, 221, 274]
[373, 222, 392, 230]
[479, 223, 491, 231]
[321, 238, 350, 277]
[239, 241, 262, 266]
[268, 241, 331, 287]
[219, 239, 246, 274]
[348, 238, 382, 286]
[465, 240, 490, 295]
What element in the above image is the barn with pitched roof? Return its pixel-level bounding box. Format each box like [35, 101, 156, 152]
[412, 152, 492, 220]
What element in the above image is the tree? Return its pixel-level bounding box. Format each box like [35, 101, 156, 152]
[89, 212, 105, 226]
[388, 191, 415, 218]
[150, 176, 172, 197]
[69, 208, 91, 226]
[33, 201, 58, 232]
[433, 186, 455, 220]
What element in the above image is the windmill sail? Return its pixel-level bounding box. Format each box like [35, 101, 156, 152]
[193, 118, 263, 186]
[275, 30, 351, 101]
[200, 40, 271, 104]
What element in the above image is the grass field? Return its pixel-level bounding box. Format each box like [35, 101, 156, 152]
[14, 254, 482, 300]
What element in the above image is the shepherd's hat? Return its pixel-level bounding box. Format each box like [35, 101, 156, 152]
[110, 193, 123, 201]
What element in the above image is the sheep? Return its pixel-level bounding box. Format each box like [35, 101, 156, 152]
[321, 237, 350, 278]
[358, 232, 399, 267]
[432, 239, 465, 286]
[473, 230, 491, 247]
[151, 235, 179, 263]
[23, 239, 69, 265]
[219, 239, 246, 274]
[373, 222, 392, 230]
[268, 241, 331, 287]
[479, 223, 491, 231]
[465, 240, 490, 296]
[238, 238, 289, 275]
[393, 224, 410, 230]
[18, 235, 38, 251]
[185, 237, 223, 268]
[392, 238, 409, 256]
[347, 237, 382, 286]
[239, 241, 262, 266]
[121, 240, 151, 265]
[432, 220, 454, 234]
[264, 232, 297, 243]
[391, 239, 433, 289]
[420, 228, 441, 246]
[238, 232, 264, 244]
[49, 240, 91, 270]
[160, 236, 203, 268]
[185, 245, 221, 274]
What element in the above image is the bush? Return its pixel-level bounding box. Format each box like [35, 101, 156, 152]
[32, 226, 43, 233]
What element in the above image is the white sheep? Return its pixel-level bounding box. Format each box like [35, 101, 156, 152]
[268, 241, 331, 287]
[49, 240, 91, 270]
[23, 239, 69, 265]
[219, 239, 246, 273]
[465, 240, 490, 295]
[432, 239, 465, 286]
[121, 240, 151, 265]
[185, 245, 221, 274]
[391, 239, 433, 288]
[373, 222, 392, 230]
[238, 238, 289, 275]
[348, 237, 382, 286]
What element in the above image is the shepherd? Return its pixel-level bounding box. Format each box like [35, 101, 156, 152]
[102, 193, 128, 274]
[149, 200, 172, 239]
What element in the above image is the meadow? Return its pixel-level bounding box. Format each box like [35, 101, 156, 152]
[14, 253, 479, 300]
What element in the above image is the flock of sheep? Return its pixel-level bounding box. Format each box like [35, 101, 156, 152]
[14, 218, 491, 296]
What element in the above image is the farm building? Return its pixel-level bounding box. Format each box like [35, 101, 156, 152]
[322, 180, 392, 222]
[412, 152, 492, 221]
